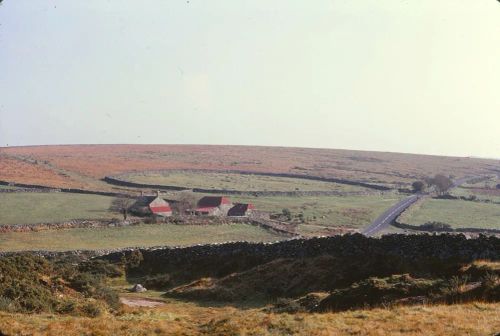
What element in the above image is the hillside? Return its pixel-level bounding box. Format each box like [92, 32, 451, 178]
[1, 144, 497, 190]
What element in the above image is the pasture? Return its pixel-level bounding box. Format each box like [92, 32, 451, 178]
[450, 186, 500, 203]
[120, 170, 368, 192]
[399, 198, 500, 230]
[229, 193, 404, 232]
[0, 223, 284, 251]
[0, 192, 117, 225]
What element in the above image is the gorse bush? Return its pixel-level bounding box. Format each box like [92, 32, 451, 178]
[0, 254, 59, 313]
[0, 254, 120, 315]
[78, 259, 123, 278]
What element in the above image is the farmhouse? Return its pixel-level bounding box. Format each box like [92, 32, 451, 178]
[194, 196, 233, 216]
[130, 192, 172, 217]
[228, 203, 255, 217]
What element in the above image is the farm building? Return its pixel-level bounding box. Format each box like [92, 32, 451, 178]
[193, 196, 233, 216]
[130, 193, 172, 217]
[228, 203, 255, 217]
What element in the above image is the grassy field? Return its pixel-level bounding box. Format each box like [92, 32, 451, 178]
[451, 186, 500, 203]
[121, 171, 368, 192]
[0, 192, 117, 225]
[0, 301, 498, 336]
[0, 185, 19, 190]
[229, 193, 403, 232]
[0, 223, 284, 251]
[399, 198, 500, 230]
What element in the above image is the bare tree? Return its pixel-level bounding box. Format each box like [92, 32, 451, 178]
[110, 197, 135, 220]
[428, 174, 453, 194]
[170, 192, 198, 216]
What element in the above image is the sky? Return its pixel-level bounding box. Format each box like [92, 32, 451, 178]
[0, 0, 499, 157]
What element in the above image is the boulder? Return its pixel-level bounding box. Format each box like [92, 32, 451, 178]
[131, 284, 147, 293]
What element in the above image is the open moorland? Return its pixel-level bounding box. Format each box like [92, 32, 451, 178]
[1, 144, 498, 189]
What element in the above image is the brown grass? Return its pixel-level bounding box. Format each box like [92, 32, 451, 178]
[0, 155, 78, 188]
[0, 144, 495, 189]
[0, 301, 498, 336]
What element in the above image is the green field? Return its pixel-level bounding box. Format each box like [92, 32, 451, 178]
[0, 185, 20, 190]
[0, 223, 284, 251]
[0, 192, 117, 225]
[399, 199, 500, 230]
[450, 186, 500, 203]
[121, 171, 368, 192]
[228, 193, 403, 232]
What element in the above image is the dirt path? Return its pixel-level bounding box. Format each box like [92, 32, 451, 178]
[120, 297, 166, 308]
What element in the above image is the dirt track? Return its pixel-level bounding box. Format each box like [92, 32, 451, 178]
[120, 297, 166, 308]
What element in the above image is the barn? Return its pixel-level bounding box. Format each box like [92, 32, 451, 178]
[228, 203, 255, 217]
[194, 196, 233, 216]
[130, 193, 172, 217]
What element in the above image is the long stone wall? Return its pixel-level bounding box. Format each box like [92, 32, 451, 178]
[2, 235, 498, 271]
[100, 234, 500, 281]
[103, 169, 392, 195]
[0, 180, 131, 198]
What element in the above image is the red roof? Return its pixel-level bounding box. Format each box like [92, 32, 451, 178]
[150, 205, 172, 214]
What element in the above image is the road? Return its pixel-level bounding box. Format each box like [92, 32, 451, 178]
[361, 176, 483, 237]
[361, 194, 422, 236]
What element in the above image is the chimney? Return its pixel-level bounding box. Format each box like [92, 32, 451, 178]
[140, 191, 144, 196]
[156, 190, 160, 197]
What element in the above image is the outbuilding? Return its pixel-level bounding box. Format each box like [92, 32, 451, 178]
[131, 192, 172, 217]
[228, 203, 255, 217]
[194, 196, 233, 216]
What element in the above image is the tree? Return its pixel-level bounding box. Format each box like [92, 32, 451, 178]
[428, 174, 453, 194]
[282, 208, 292, 221]
[411, 181, 425, 193]
[170, 192, 198, 216]
[110, 197, 135, 220]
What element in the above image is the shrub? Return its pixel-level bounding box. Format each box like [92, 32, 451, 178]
[69, 272, 103, 294]
[0, 296, 19, 313]
[315, 274, 442, 312]
[412, 181, 425, 193]
[420, 222, 452, 231]
[121, 250, 144, 269]
[0, 254, 58, 313]
[81, 301, 102, 318]
[56, 300, 77, 314]
[78, 260, 123, 278]
[282, 208, 292, 221]
[94, 286, 120, 310]
[143, 274, 172, 290]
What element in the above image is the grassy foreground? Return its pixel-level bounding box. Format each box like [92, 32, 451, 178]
[0, 301, 498, 336]
[0, 223, 284, 251]
[0, 192, 116, 225]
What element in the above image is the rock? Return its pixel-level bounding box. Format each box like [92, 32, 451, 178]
[131, 284, 147, 293]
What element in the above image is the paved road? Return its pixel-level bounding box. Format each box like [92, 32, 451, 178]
[361, 194, 422, 236]
[361, 176, 483, 237]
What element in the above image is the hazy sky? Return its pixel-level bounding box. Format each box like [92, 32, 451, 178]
[1, 0, 499, 157]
